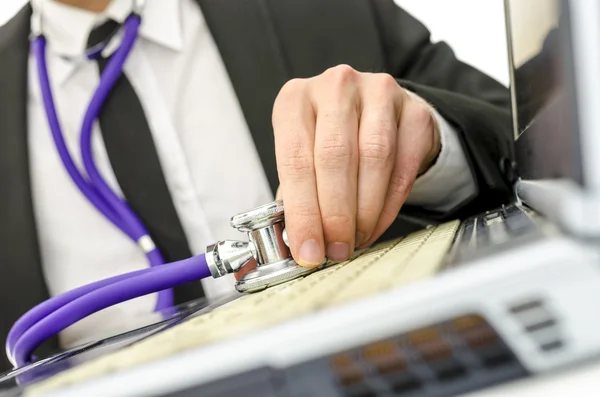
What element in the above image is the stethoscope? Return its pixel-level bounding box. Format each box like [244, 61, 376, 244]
[7, 1, 322, 369]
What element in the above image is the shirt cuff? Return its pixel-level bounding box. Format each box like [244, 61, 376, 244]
[405, 101, 478, 213]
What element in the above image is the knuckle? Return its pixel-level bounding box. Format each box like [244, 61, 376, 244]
[278, 142, 314, 176]
[287, 203, 321, 239]
[322, 213, 354, 231]
[356, 204, 380, 228]
[275, 78, 306, 106]
[375, 73, 399, 93]
[315, 136, 355, 169]
[410, 102, 435, 130]
[359, 130, 394, 165]
[324, 64, 358, 86]
[288, 200, 321, 220]
[280, 78, 306, 96]
[273, 79, 307, 126]
[389, 171, 413, 198]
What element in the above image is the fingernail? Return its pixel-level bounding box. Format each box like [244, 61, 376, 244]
[355, 232, 366, 247]
[327, 242, 350, 262]
[299, 239, 323, 266]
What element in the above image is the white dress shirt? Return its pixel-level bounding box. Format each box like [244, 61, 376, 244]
[27, 0, 476, 349]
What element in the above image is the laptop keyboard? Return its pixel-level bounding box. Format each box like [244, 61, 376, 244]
[24, 221, 461, 396]
[446, 204, 545, 265]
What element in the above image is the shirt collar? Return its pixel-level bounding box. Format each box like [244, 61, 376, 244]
[35, 0, 183, 61]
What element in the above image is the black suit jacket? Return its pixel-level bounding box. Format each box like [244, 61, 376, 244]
[0, 0, 515, 372]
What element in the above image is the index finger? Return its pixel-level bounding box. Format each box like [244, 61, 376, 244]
[272, 80, 325, 268]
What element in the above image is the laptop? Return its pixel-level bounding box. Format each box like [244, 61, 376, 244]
[2, 0, 600, 396]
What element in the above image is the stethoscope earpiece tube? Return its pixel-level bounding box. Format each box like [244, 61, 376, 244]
[76, 13, 176, 311]
[79, 14, 161, 263]
[32, 12, 174, 311]
[32, 35, 130, 238]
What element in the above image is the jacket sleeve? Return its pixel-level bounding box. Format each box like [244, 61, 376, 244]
[370, 0, 516, 225]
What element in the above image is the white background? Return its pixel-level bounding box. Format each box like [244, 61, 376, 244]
[395, 0, 510, 86]
[0, 0, 511, 86]
[0, 0, 26, 26]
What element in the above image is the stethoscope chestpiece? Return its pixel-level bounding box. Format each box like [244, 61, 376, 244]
[206, 200, 323, 293]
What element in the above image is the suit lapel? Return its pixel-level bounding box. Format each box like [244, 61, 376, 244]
[0, 4, 58, 369]
[196, 0, 291, 195]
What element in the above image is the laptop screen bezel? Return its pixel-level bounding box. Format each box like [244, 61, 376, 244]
[504, 0, 600, 194]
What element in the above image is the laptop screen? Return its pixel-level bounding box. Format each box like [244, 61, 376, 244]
[506, 0, 584, 186]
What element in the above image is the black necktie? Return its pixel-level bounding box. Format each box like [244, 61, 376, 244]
[86, 20, 205, 306]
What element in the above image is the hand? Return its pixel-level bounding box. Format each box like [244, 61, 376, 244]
[272, 64, 441, 267]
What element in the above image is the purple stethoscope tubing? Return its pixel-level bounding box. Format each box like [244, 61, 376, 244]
[35, 13, 172, 310]
[79, 14, 168, 269]
[33, 20, 129, 240]
[6, 264, 162, 365]
[75, 13, 174, 310]
[11, 254, 211, 367]
[7, 12, 212, 368]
